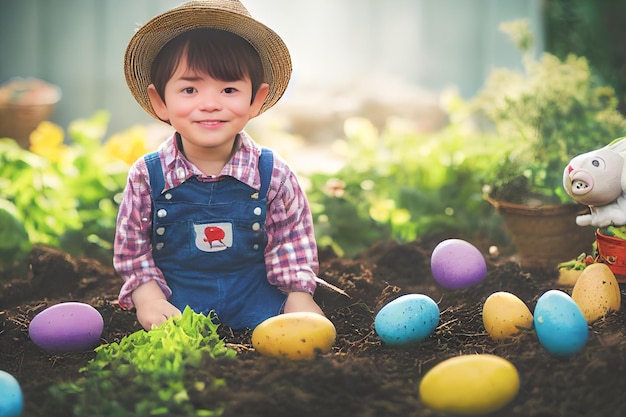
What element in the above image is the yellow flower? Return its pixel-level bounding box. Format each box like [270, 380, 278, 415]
[369, 199, 396, 223]
[103, 125, 149, 165]
[29, 121, 68, 162]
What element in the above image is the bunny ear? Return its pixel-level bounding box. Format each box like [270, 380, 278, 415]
[607, 137, 626, 192]
[607, 136, 626, 154]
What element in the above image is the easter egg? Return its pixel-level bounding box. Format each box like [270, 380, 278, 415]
[419, 354, 520, 415]
[571, 263, 621, 323]
[430, 239, 487, 289]
[251, 312, 336, 360]
[0, 370, 23, 417]
[374, 294, 439, 346]
[482, 292, 533, 340]
[533, 290, 588, 357]
[29, 302, 104, 353]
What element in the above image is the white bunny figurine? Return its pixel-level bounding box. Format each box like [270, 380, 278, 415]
[563, 137, 626, 227]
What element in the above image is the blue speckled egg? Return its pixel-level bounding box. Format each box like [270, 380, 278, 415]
[534, 290, 589, 357]
[0, 370, 23, 417]
[374, 294, 440, 346]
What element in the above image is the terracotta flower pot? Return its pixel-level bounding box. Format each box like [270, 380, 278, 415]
[488, 198, 596, 269]
[595, 229, 626, 282]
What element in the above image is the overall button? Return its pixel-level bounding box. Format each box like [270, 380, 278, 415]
[252, 222, 261, 231]
[155, 242, 164, 250]
[253, 207, 262, 216]
[165, 193, 172, 200]
[156, 227, 166, 235]
[253, 244, 260, 250]
[157, 209, 167, 218]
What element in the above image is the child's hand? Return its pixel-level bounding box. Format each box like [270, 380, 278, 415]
[284, 291, 324, 316]
[131, 280, 181, 330]
[136, 298, 182, 330]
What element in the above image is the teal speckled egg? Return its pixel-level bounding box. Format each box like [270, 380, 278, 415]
[534, 290, 589, 357]
[375, 294, 440, 346]
[0, 370, 23, 417]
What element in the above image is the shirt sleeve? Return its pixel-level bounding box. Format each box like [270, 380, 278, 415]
[264, 161, 319, 295]
[114, 158, 172, 310]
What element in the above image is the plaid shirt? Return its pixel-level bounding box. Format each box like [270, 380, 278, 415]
[114, 131, 318, 310]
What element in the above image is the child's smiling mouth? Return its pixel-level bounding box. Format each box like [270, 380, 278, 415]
[197, 120, 225, 127]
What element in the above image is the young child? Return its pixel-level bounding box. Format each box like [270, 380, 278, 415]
[115, 0, 324, 331]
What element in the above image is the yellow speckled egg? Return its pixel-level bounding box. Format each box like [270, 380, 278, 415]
[251, 312, 336, 360]
[419, 354, 520, 415]
[571, 263, 621, 323]
[482, 292, 533, 340]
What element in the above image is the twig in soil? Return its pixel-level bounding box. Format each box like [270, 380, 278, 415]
[315, 276, 350, 298]
[455, 332, 490, 338]
[417, 355, 440, 374]
[375, 283, 402, 311]
[436, 317, 459, 331]
[225, 343, 255, 353]
[343, 329, 377, 348]
[334, 299, 375, 314]
[7, 314, 31, 332]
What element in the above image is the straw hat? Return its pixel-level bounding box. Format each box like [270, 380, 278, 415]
[124, 0, 292, 120]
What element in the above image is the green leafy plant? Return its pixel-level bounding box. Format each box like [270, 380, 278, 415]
[545, 0, 626, 116]
[0, 111, 151, 267]
[51, 307, 236, 417]
[0, 197, 31, 266]
[307, 115, 511, 257]
[0, 137, 80, 263]
[476, 19, 626, 205]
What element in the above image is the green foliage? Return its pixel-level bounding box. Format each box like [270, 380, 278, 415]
[0, 138, 78, 259]
[307, 116, 511, 257]
[0, 112, 128, 267]
[50, 307, 235, 417]
[544, 0, 626, 115]
[475, 19, 626, 205]
[0, 197, 31, 265]
[55, 112, 128, 259]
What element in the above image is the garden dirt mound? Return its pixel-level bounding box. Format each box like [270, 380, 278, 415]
[2, 240, 626, 417]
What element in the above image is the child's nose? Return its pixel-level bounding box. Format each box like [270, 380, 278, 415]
[198, 91, 222, 111]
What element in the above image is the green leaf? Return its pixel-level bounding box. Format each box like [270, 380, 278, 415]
[0, 198, 31, 267]
[51, 308, 235, 416]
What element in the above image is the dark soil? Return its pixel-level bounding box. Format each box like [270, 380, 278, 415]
[2, 240, 626, 417]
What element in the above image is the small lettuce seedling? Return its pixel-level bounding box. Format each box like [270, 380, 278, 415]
[51, 306, 235, 417]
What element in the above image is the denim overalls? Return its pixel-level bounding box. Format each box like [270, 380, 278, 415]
[145, 147, 287, 329]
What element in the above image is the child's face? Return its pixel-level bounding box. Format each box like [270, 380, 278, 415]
[147, 56, 268, 154]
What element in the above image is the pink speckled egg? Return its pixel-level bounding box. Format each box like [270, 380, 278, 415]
[29, 302, 104, 353]
[431, 239, 487, 289]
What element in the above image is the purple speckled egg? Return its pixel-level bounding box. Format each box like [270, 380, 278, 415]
[430, 239, 487, 289]
[29, 302, 104, 353]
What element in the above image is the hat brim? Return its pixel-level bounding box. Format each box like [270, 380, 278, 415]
[124, 1, 292, 120]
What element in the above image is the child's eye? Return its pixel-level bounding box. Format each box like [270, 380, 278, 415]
[182, 87, 196, 94]
[223, 87, 238, 94]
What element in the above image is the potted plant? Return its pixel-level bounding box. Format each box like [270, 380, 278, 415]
[476, 20, 626, 268]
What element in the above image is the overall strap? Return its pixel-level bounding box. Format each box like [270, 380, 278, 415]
[144, 151, 165, 199]
[144, 148, 273, 198]
[258, 148, 274, 198]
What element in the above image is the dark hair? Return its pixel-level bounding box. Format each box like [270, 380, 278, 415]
[150, 28, 265, 104]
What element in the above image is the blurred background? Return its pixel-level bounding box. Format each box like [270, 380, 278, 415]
[1, 0, 544, 134]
